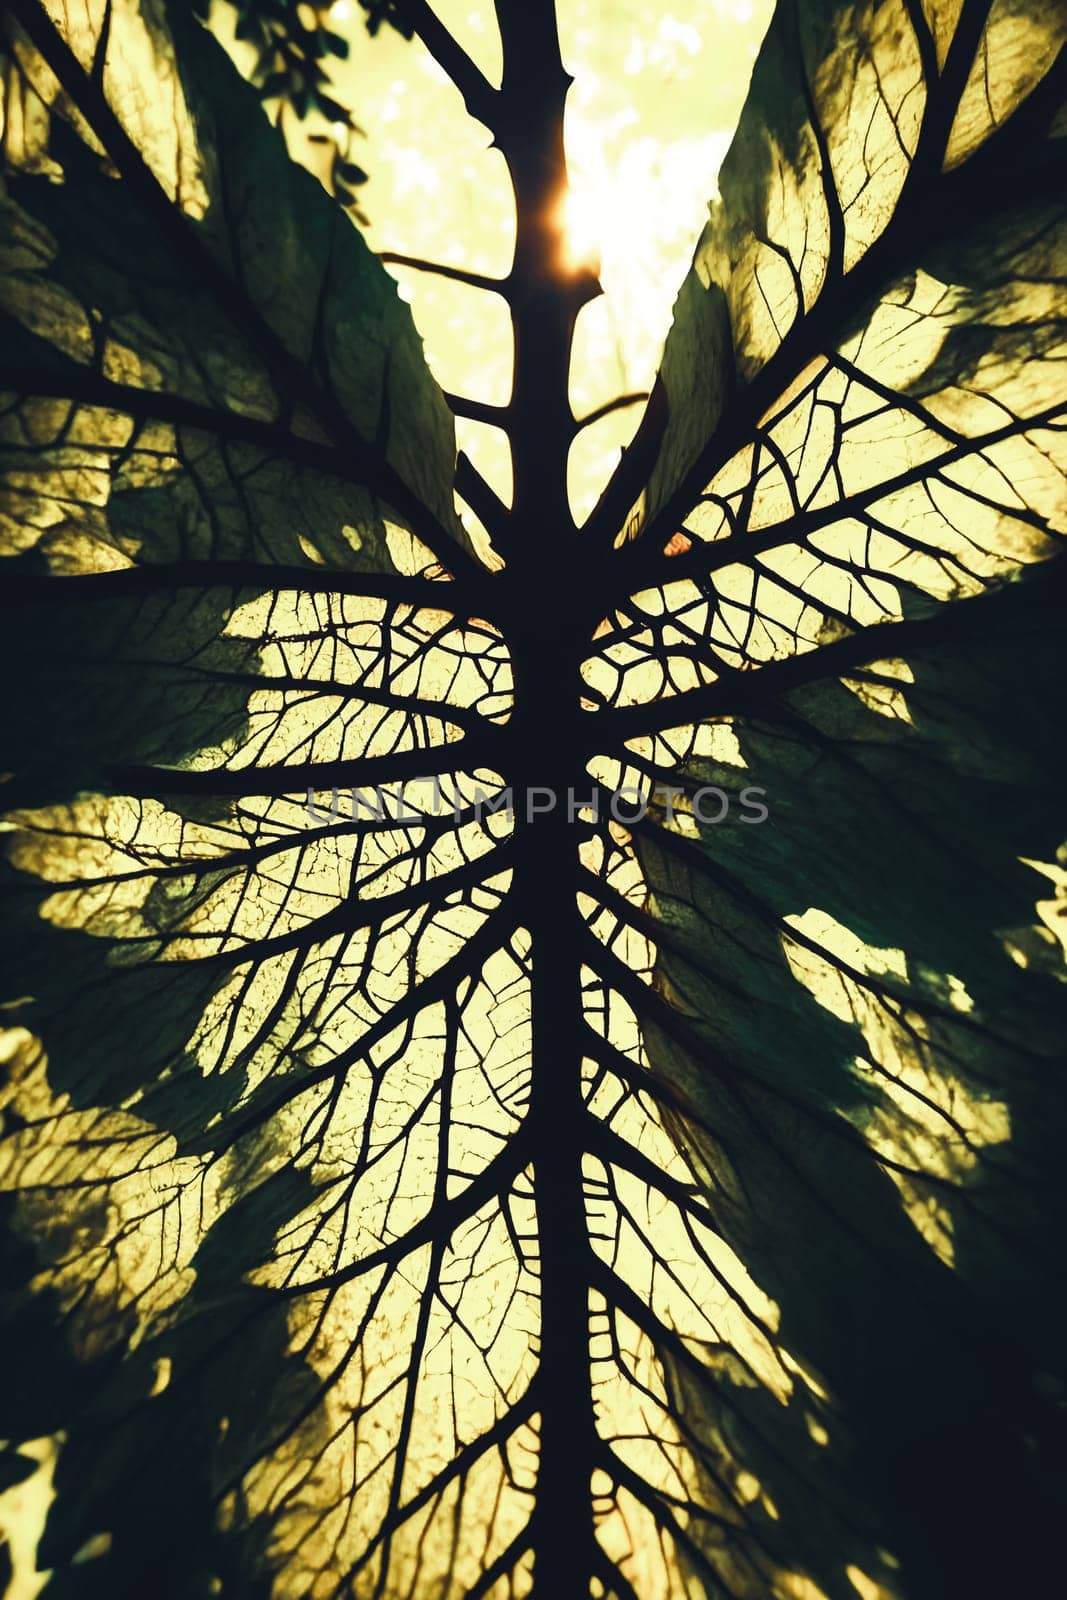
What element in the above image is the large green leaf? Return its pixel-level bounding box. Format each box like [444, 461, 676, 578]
[1, 2, 1065, 1598]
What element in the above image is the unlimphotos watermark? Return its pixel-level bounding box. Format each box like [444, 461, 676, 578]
[304, 780, 769, 827]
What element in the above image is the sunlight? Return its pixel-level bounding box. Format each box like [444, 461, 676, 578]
[240, 0, 777, 529]
[559, 179, 604, 273]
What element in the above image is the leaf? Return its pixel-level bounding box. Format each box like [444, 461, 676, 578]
[319, 32, 351, 61]
[0, 1447, 37, 1492]
[314, 93, 352, 125]
[1, 2, 1065, 1598]
[255, 69, 289, 99]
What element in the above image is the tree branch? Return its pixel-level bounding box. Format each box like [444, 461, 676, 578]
[454, 449, 513, 552]
[577, 374, 669, 555]
[589, 560, 1066, 744]
[0, 555, 491, 616]
[443, 391, 511, 427]
[55, 728, 510, 801]
[574, 391, 650, 430]
[398, 0, 501, 129]
[378, 251, 505, 294]
[606, 401, 1065, 603]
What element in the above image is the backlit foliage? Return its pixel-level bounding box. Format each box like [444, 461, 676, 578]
[1, 2, 1065, 1598]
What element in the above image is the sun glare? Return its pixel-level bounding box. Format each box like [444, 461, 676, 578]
[559, 176, 607, 273]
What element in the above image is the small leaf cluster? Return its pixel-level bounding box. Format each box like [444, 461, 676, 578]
[196, 0, 409, 222]
[307, 129, 371, 222]
[200, 1, 409, 126]
[206, 0, 353, 124]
